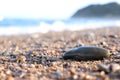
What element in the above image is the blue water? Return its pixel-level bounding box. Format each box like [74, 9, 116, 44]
[0, 18, 120, 35]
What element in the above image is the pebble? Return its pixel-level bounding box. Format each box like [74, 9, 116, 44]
[49, 57, 59, 62]
[73, 75, 78, 79]
[84, 32, 95, 38]
[108, 34, 118, 38]
[63, 46, 110, 61]
[6, 75, 15, 80]
[97, 63, 120, 73]
[100, 41, 108, 46]
[109, 63, 120, 72]
[113, 53, 120, 59]
[84, 32, 95, 42]
[16, 55, 26, 63]
[97, 64, 109, 73]
[53, 72, 61, 76]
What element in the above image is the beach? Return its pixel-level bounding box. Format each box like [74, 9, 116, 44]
[0, 27, 120, 80]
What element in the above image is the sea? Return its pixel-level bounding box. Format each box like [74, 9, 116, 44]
[0, 18, 120, 35]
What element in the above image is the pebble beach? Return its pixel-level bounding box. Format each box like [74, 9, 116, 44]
[0, 27, 120, 80]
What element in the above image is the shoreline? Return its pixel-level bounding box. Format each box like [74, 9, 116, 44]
[0, 27, 120, 80]
[0, 26, 119, 36]
[0, 23, 120, 35]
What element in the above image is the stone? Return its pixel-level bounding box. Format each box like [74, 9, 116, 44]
[109, 34, 118, 38]
[63, 46, 110, 61]
[53, 72, 61, 76]
[84, 32, 95, 42]
[109, 63, 120, 72]
[97, 64, 109, 73]
[100, 41, 108, 46]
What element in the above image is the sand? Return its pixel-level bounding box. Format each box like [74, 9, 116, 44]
[0, 27, 120, 80]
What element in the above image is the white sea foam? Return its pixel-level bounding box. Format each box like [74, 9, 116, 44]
[0, 19, 120, 35]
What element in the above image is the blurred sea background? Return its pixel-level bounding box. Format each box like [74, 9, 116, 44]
[0, 0, 120, 35]
[0, 18, 120, 35]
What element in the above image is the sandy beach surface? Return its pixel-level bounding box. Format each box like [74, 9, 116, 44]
[0, 27, 120, 80]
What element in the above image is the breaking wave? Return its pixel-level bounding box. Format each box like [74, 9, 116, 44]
[0, 18, 120, 35]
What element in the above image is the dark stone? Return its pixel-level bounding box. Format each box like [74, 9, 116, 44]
[63, 46, 110, 61]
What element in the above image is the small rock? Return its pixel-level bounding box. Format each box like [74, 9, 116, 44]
[10, 54, 17, 58]
[109, 34, 118, 38]
[103, 59, 109, 64]
[113, 54, 120, 59]
[109, 72, 120, 79]
[49, 57, 59, 62]
[16, 55, 26, 63]
[0, 49, 10, 56]
[109, 63, 120, 72]
[73, 75, 78, 80]
[84, 74, 96, 80]
[117, 50, 120, 53]
[6, 75, 15, 80]
[84, 32, 95, 38]
[97, 64, 109, 73]
[97, 63, 120, 74]
[28, 33, 40, 38]
[53, 72, 61, 76]
[63, 46, 110, 61]
[84, 32, 95, 42]
[100, 41, 108, 46]
[29, 64, 35, 68]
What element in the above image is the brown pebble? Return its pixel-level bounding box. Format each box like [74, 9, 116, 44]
[6, 75, 15, 80]
[16, 55, 26, 63]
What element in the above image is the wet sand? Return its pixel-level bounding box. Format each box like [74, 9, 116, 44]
[0, 27, 120, 80]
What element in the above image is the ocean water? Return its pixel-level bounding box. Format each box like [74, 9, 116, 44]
[0, 18, 120, 35]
